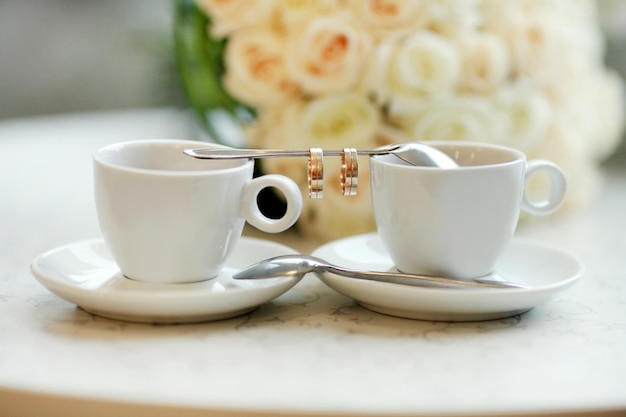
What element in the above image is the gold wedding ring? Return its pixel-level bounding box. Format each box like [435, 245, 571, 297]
[341, 148, 358, 196]
[308, 147, 324, 199]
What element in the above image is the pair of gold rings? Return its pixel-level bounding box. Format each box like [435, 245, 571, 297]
[307, 148, 358, 199]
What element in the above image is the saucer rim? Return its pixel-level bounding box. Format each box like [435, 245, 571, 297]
[311, 233, 584, 321]
[31, 236, 301, 323]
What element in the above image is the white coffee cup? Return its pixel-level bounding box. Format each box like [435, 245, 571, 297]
[370, 141, 567, 280]
[93, 139, 302, 284]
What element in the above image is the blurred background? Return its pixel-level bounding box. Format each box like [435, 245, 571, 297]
[1, 0, 625, 156]
[0, 0, 184, 119]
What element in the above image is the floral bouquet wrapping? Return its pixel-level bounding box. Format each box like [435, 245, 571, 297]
[175, 0, 624, 242]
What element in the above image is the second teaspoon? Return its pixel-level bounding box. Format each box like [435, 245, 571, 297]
[233, 255, 527, 289]
[184, 143, 458, 168]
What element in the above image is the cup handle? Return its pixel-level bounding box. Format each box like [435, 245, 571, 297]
[241, 174, 303, 233]
[521, 160, 567, 216]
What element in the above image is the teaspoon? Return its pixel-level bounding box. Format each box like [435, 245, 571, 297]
[184, 143, 458, 168]
[233, 255, 527, 289]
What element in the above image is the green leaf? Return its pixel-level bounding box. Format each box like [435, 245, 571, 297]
[173, 0, 254, 144]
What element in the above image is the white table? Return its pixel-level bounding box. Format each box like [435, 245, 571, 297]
[1, 109, 625, 417]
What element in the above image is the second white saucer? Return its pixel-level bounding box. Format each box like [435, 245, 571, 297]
[31, 237, 301, 324]
[311, 233, 584, 321]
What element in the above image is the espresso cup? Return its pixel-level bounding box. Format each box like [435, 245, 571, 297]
[370, 141, 567, 280]
[93, 139, 302, 284]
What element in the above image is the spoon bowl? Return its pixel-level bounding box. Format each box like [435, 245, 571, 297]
[389, 142, 458, 168]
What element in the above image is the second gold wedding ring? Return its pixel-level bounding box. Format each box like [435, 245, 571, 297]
[308, 147, 324, 199]
[341, 148, 358, 196]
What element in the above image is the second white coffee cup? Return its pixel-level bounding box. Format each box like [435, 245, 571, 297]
[93, 139, 303, 284]
[370, 141, 567, 280]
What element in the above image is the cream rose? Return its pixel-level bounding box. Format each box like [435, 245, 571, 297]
[507, 17, 558, 83]
[483, 8, 582, 87]
[276, 0, 341, 28]
[285, 13, 373, 94]
[247, 105, 310, 186]
[482, 3, 603, 102]
[347, 0, 429, 39]
[457, 33, 509, 93]
[195, 0, 275, 38]
[223, 28, 298, 107]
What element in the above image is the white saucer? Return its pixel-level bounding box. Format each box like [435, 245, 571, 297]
[31, 237, 300, 324]
[311, 233, 584, 321]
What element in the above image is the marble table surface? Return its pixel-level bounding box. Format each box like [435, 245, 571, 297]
[0, 108, 625, 417]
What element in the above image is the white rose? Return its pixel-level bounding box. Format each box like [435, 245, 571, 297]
[526, 119, 597, 210]
[286, 94, 380, 148]
[363, 37, 397, 106]
[529, 116, 587, 167]
[587, 70, 626, 159]
[196, 0, 275, 38]
[457, 33, 509, 93]
[545, 21, 605, 103]
[396, 96, 505, 143]
[244, 106, 290, 148]
[347, 0, 429, 39]
[427, 0, 481, 37]
[548, 70, 625, 162]
[494, 82, 551, 152]
[371, 31, 459, 103]
[482, 4, 601, 88]
[284, 13, 373, 94]
[223, 28, 298, 107]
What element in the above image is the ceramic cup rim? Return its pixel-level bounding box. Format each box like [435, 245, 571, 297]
[93, 139, 250, 177]
[372, 141, 527, 171]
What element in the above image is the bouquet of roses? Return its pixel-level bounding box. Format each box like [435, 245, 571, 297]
[180, 0, 624, 241]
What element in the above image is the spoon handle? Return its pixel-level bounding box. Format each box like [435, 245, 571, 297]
[184, 145, 400, 160]
[323, 264, 527, 289]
